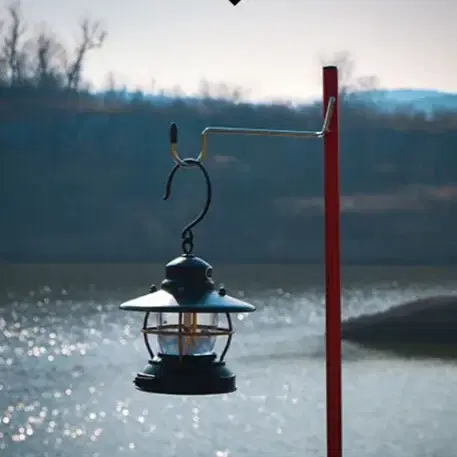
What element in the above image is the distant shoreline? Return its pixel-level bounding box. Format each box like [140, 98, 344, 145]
[2, 261, 457, 267]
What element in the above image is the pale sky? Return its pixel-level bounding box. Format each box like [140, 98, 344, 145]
[3, 0, 457, 101]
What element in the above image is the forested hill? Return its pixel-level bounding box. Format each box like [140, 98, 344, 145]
[1, 4, 457, 264]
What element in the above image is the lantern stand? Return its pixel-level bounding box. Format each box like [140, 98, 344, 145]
[119, 157, 256, 396]
[164, 66, 341, 457]
[120, 66, 340, 456]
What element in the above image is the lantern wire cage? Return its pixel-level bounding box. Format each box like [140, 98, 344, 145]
[141, 311, 234, 361]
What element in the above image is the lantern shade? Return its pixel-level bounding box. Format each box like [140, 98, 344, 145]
[119, 289, 255, 314]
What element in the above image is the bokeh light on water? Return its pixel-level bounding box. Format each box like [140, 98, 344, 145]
[1, 265, 457, 456]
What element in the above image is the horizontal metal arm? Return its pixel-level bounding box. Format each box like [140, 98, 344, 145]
[202, 125, 324, 139]
[170, 97, 335, 166]
[201, 96, 335, 140]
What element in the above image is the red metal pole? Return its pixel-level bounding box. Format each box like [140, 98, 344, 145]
[323, 66, 341, 457]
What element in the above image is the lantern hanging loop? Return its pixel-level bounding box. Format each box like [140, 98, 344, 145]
[163, 157, 212, 255]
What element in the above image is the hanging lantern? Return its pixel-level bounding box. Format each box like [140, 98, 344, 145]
[120, 254, 255, 395]
[120, 128, 255, 395]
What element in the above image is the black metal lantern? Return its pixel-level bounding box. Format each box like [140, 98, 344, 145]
[120, 254, 255, 395]
[120, 136, 256, 395]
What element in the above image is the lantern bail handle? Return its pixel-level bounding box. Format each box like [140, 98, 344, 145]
[163, 157, 212, 255]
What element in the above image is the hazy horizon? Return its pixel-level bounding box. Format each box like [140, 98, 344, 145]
[1, 0, 455, 102]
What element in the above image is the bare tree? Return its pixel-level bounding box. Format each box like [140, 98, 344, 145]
[319, 50, 379, 97]
[319, 50, 354, 94]
[2, 2, 28, 85]
[171, 84, 184, 98]
[27, 29, 65, 88]
[104, 71, 116, 92]
[64, 18, 106, 90]
[197, 79, 250, 102]
[35, 32, 54, 79]
[0, 18, 6, 83]
[229, 85, 250, 103]
[198, 78, 211, 99]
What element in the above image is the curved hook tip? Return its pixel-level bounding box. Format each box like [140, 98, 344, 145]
[170, 122, 178, 144]
[162, 158, 212, 241]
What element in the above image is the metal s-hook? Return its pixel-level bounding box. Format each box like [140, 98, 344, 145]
[163, 157, 212, 255]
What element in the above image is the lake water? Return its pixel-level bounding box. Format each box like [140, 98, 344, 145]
[1, 264, 457, 457]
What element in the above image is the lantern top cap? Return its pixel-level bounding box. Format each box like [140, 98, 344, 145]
[165, 254, 211, 275]
[119, 254, 255, 313]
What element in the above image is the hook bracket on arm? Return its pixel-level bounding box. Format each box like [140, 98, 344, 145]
[170, 123, 207, 167]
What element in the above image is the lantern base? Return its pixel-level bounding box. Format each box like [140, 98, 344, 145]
[134, 354, 236, 395]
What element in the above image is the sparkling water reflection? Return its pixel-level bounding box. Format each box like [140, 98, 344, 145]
[1, 265, 457, 457]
